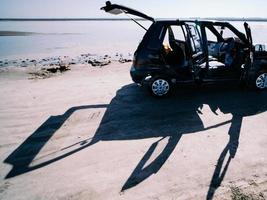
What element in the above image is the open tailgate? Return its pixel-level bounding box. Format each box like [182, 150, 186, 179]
[101, 1, 154, 22]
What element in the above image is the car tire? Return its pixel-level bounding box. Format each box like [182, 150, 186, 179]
[251, 71, 267, 90]
[149, 77, 173, 97]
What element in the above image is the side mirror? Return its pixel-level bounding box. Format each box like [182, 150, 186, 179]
[255, 44, 266, 52]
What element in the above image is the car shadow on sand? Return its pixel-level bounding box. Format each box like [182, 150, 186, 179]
[4, 83, 267, 199]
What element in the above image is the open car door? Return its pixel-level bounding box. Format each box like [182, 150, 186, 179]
[101, 1, 154, 22]
[244, 22, 253, 51]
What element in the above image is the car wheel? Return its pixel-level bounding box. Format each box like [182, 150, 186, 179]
[255, 72, 267, 90]
[150, 78, 172, 97]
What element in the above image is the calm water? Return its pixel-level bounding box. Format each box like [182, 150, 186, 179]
[0, 21, 151, 59]
[0, 20, 267, 59]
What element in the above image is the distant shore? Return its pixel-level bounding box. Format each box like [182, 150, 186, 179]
[0, 31, 36, 36]
[0, 31, 85, 37]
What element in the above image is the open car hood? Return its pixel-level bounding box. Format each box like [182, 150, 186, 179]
[101, 1, 154, 22]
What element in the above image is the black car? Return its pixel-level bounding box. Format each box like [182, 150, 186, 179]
[102, 1, 267, 97]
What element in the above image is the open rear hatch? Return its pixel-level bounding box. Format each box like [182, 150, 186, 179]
[101, 1, 154, 21]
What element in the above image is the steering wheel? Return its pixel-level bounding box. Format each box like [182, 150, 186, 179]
[219, 38, 236, 56]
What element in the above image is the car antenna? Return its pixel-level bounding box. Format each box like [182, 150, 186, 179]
[121, 10, 148, 31]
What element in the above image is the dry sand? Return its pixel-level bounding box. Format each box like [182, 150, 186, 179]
[0, 63, 267, 200]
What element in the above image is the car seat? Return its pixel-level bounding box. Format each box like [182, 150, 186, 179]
[167, 27, 186, 67]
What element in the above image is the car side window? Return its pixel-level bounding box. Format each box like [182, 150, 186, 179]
[162, 25, 186, 50]
[186, 24, 202, 54]
[163, 27, 171, 49]
[162, 25, 191, 63]
[215, 26, 237, 39]
[171, 25, 186, 41]
[205, 28, 218, 42]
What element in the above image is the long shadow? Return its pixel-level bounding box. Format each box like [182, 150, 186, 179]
[206, 115, 242, 200]
[4, 104, 108, 178]
[4, 83, 267, 196]
[205, 84, 267, 199]
[122, 135, 181, 191]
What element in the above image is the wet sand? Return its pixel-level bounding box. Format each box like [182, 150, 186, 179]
[0, 63, 267, 200]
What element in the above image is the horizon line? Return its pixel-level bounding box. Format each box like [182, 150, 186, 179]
[1, 17, 267, 22]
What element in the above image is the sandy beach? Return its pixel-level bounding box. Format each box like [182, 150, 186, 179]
[1, 0, 267, 198]
[0, 61, 267, 200]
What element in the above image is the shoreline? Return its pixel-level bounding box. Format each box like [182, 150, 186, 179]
[0, 52, 132, 71]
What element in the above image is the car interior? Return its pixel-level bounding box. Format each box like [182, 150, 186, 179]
[161, 25, 188, 68]
[161, 23, 247, 79]
[205, 25, 246, 70]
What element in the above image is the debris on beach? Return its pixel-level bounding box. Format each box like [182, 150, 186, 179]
[118, 57, 132, 63]
[28, 64, 70, 79]
[0, 52, 132, 70]
[88, 57, 111, 67]
[0, 52, 131, 87]
[45, 64, 70, 73]
[28, 70, 52, 79]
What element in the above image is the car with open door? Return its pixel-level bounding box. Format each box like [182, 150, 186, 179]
[101, 1, 267, 97]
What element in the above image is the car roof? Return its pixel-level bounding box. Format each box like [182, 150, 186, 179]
[151, 19, 248, 44]
[153, 19, 231, 26]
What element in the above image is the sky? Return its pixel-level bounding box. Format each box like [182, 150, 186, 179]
[0, 0, 267, 18]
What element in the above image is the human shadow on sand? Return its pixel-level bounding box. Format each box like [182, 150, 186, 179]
[4, 83, 267, 199]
